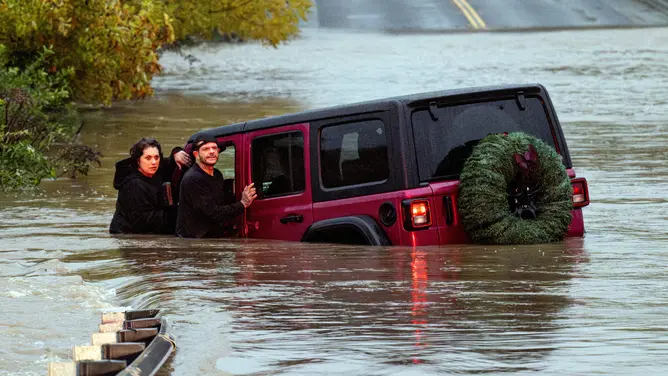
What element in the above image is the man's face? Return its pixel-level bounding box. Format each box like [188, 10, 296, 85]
[195, 142, 219, 166]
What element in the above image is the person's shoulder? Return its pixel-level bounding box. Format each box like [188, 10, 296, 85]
[182, 165, 200, 180]
[213, 168, 224, 179]
[122, 175, 151, 192]
[181, 165, 209, 186]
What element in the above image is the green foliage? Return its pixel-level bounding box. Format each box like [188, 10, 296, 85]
[0, 141, 55, 187]
[0, 0, 311, 188]
[0, 44, 100, 190]
[0, 0, 311, 105]
[157, 0, 312, 46]
[0, 0, 175, 105]
[458, 132, 573, 245]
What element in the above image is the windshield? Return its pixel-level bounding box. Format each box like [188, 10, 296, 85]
[411, 96, 558, 181]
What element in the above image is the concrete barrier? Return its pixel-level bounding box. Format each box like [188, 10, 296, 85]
[48, 309, 174, 376]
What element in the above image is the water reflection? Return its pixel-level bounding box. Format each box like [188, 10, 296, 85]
[63, 238, 587, 373]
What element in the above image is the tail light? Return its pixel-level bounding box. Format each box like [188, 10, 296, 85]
[402, 199, 432, 230]
[571, 177, 589, 208]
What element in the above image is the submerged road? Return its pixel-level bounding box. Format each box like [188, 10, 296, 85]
[311, 0, 668, 31]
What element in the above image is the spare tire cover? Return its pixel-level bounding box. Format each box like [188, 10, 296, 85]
[458, 132, 573, 245]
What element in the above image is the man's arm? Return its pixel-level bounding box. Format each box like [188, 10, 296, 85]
[159, 147, 191, 181]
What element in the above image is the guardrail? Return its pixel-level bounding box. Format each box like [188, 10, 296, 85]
[48, 309, 175, 376]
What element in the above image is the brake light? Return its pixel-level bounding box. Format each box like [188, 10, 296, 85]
[412, 202, 429, 225]
[571, 177, 589, 208]
[403, 199, 432, 230]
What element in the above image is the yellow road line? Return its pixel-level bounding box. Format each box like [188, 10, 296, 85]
[451, 0, 487, 30]
[451, 0, 478, 29]
[460, 0, 487, 29]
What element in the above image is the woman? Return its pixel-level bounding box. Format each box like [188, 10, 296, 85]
[109, 137, 191, 234]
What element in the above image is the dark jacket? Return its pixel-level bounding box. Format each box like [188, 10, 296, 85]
[175, 163, 244, 238]
[109, 153, 180, 234]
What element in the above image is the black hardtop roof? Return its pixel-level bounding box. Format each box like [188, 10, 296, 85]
[188, 83, 546, 142]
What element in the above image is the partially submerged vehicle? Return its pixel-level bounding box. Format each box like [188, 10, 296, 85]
[185, 84, 589, 246]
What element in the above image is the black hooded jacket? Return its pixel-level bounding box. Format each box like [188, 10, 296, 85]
[109, 152, 180, 234]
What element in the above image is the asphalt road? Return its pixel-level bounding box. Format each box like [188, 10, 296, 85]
[310, 0, 668, 31]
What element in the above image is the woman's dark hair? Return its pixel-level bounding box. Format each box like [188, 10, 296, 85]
[130, 137, 163, 167]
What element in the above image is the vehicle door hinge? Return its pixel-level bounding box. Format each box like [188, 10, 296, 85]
[516, 91, 526, 111]
[443, 196, 454, 225]
[428, 101, 439, 121]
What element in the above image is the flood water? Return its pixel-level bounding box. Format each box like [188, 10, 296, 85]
[1, 28, 667, 375]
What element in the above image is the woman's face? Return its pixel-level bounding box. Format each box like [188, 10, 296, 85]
[138, 146, 160, 177]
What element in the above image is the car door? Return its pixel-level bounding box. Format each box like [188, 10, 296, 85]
[243, 123, 313, 241]
[310, 113, 406, 245]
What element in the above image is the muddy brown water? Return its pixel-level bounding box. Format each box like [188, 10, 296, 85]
[1, 28, 667, 375]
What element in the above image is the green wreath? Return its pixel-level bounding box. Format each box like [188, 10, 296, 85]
[458, 132, 573, 245]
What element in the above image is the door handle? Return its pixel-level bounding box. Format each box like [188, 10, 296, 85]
[280, 214, 303, 224]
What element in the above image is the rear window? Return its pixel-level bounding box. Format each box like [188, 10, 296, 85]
[411, 97, 557, 181]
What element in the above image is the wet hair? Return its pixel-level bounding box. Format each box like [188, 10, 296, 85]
[129, 137, 163, 167]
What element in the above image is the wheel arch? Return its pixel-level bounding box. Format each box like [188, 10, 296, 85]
[301, 215, 391, 246]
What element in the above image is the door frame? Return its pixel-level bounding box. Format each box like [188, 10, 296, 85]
[241, 122, 313, 241]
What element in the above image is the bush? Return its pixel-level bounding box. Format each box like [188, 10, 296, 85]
[0, 0, 311, 105]
[0, 1, 311, 188]
[0, 141, 54, 188]
[161, 0, 312, 45]
[0, 0, 176, 105]
[0, 45, 100, 190]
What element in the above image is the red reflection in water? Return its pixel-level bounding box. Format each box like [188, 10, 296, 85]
[411, 249, 428, 364]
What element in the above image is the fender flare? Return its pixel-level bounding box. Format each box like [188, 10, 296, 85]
[301, 215, 391, 246]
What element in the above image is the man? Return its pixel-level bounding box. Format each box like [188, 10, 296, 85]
[176, 134, 257, 238]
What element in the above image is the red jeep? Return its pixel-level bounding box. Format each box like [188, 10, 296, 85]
[184, 84, 589, 246]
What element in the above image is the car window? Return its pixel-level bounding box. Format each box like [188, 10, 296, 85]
[214, 143, 235, 180]
[411, 96, 557, 181]
[213, 142, 236, 203]
[320, 119, 389, 188]
[251, 132, 305, 199]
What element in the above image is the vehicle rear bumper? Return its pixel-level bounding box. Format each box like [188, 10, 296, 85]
[565, 208, 585, 237]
